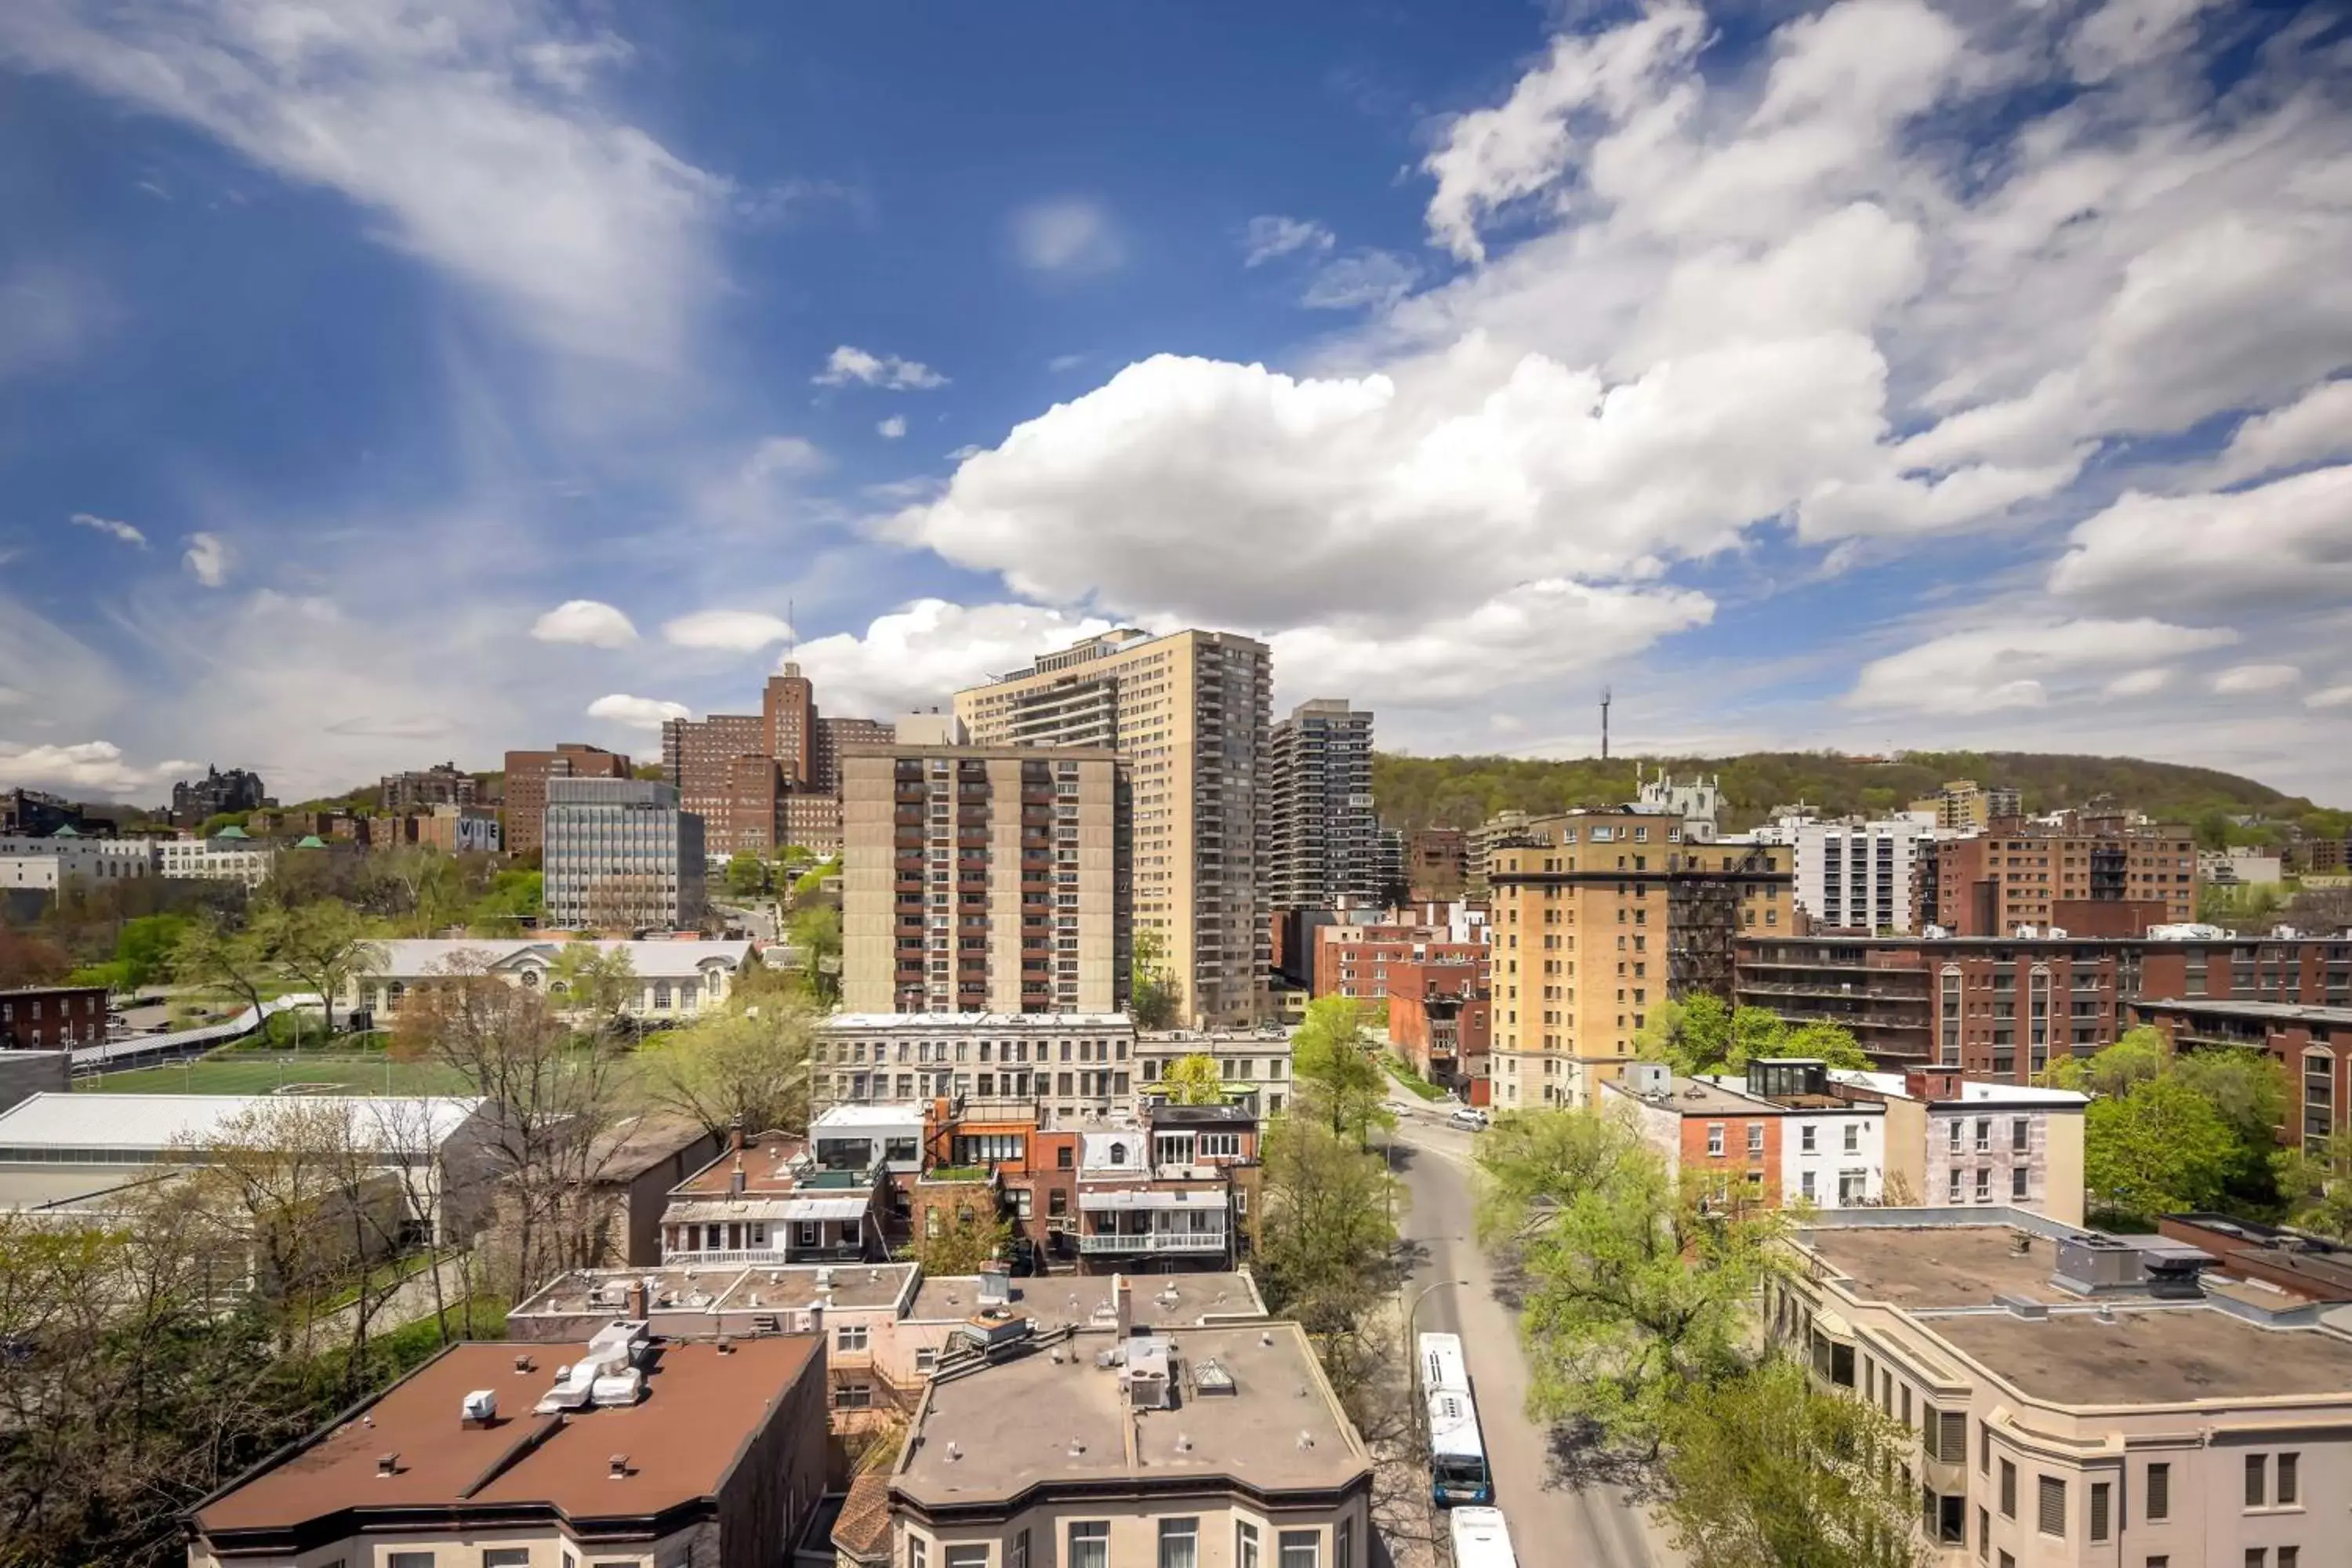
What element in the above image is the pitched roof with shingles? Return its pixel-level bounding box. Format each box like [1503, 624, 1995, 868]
[833, 1472, 893, 1563]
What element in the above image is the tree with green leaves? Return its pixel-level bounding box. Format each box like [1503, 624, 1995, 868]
[2084, 1073, 2237, 1224]
[262, 899, 383, 1035]
[170, 908, 280, 1025]
[1130, 927, 1181, 1029]
[638, 995, 817, 1141]
[1771, 1020, 1874, 1071]
[1255, 1115, 1401, 1339]
[1661, 1356, 1926, 1568]
[2036, 1025, 2167, 1094]
[1290, 996, 1393, 1145]
[1158, 1052, 1229, 1105]
[722, 851, 771, 899]
[1475, 1105, 1789, 1452]
[2273, 1137, 2352, 1243]
[1634, 994, 1732, 1075]
[904, 1202, 1013, 1276]
[788, 902, 841, 1004]
[550, 941, 639, 1034]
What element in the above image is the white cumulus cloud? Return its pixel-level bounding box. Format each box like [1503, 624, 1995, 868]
[1848, 618, 2240, 715]
[2203, 380, 2352, 488]
[792, 600, 1116, 720]
[0, 739, 172, 798]
[2211, 663, 2299, 695]
[531, 599, 637, 648]
[586, 692, 691, 731]
[815, 345, 947, 390]
[2306, 684, 2352, 711]
[182, 531, 229, 587]
[2049, 466, 2352, 612]
[662, 609, 795, 652]
[877, 415, 907, 440]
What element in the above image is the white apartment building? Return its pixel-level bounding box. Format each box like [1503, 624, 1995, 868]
[156, 833, 274, 887]
[0, 833, 157, 891]
[813, 1013, 1138, 1122]
[1754, 814, 1932, 934]
[956, 628, 1273, 1029]
[343, 938, 755, 1024]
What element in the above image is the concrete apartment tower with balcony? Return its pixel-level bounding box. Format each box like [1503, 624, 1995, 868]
[841, 736, 1128, 1015]
[956, 628, 1273, 1029]
[1268, 698, 1381, 911]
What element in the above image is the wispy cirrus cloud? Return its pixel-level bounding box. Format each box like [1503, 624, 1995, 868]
[69, 510, 145, 546]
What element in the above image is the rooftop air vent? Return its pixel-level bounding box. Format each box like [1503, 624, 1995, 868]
[376, 1453, 401, 1476]
[609, 1454, 630, 1479]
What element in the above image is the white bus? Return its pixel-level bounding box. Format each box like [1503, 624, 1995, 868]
[1449, 1506, 1520, 1567]
[1417, 1330, 1493, 1506]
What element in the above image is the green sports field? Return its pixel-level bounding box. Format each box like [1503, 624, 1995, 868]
[78, 1054, 480, 1097]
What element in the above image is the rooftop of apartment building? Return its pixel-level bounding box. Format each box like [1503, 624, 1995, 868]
[510, 1261, 924, 1323]
[2132, 996, 2352, 1025]
[1795, 1214, 2352, 1408]
[192, 1335, 818, 1542]
[1829, 1069, 2088, 1109]
[893, 1318, 1367, 1510]
[670, 1133, 869, 1200]
[906, 1269, 1266, 1327]
[822, 1012, 1135, 1030]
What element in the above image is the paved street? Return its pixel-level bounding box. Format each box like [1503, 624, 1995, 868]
[1386, 1102, 1676, 1568]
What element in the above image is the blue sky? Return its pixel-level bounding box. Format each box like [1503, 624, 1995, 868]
[2, 0, 2349, 806]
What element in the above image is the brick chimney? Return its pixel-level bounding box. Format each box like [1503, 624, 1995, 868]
[1113, 1272, 1132, 1340]
[625, 1278, 648, 1320]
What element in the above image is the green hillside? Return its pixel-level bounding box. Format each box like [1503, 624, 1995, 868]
[1373, 751, 2348, 841]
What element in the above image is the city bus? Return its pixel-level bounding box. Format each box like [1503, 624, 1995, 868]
[1417, 1330, 1493, 1506]
[1448, 1506, 1520, 1568]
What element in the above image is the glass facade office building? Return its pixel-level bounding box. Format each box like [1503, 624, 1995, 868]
[543, 778, 707, 931]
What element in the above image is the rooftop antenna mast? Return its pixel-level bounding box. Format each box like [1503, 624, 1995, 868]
[786, 597, 797, 659]
[1601, 686, 1612, 762]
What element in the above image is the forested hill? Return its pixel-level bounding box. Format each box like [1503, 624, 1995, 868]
[1372, 751, 2346, 837]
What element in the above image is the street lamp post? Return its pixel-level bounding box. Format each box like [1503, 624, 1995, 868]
[1403, 1276, 1468, 1367]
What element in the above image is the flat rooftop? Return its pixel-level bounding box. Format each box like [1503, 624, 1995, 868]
[1934, 1308, 2352, 1406]
[2132, 997, 2352, 1025]
[196, 1337, 818, 1536]
[907, 1270, 1265, 1327]
[1802, 1225, 2074, 1308]
[511, 1262, 919, 1322]
[895, 1322, 1367, 1508]
[670, 1134, 871, 1197]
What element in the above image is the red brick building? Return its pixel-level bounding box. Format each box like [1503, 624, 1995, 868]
[502, 742, 631, 858]
[1406, 828, 1468, 902]
[1311, 920, 1486, 1001]
[1383, 956, 1490, 1103]
[2132, 997, 2352, 1151]
[1927, 814, 2197, 935]
[0, 985, 107, 1050]
[1739, 933, 2352, 1082]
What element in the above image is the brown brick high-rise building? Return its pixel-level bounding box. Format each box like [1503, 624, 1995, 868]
[1406, 827, 1468, 902]
[501, 742, 630, 858]
[657, 668, 893, 857]
[1928, 813, 2196, 935]
[1486, 811, 1791, 1110]
[840, 741, 1128, 1014]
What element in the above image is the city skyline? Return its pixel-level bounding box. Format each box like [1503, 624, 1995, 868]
[2, 0, 2348, 806]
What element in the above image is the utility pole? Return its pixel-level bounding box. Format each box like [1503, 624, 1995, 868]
[1601, 686, 1612, 761]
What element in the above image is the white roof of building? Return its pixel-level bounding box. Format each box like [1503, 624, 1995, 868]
[0, 1093, 485, 1154]
[820, 1011, 1132, 1030]
[811, 1102, 926, 1132]
[364, 938, 752, 979]
[1830, 1070, 2088, 1109]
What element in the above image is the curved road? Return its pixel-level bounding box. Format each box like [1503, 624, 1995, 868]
[1387, 1101, 1676, 1568]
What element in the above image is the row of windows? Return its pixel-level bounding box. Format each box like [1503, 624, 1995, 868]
[909, 1517, 1345, 1568]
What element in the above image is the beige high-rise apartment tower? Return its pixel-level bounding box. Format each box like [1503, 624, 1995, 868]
[840, 741, 1127, 1014]
[956, 628, 1272, 1028]
[1486, 809, 1791, 1110]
